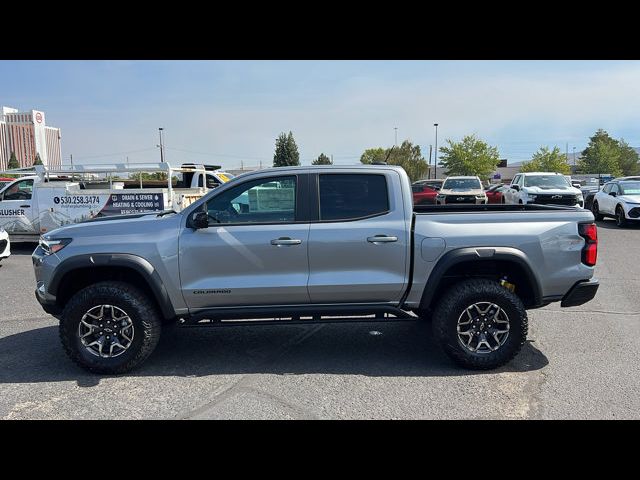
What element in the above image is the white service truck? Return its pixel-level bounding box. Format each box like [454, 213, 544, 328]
[0, 163, 233, 242]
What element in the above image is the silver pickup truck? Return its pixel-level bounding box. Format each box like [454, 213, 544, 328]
[32, 165, 599, 374]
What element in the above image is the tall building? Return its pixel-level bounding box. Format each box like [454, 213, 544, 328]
[0, 106, 62, 170]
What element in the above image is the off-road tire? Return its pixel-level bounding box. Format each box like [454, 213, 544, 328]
[592, 201, 604, 221]
[60, 281, 162, 374]
[432, 279, 528, 370]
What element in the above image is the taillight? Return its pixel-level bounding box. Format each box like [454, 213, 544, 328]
[579, 223, 598, 266]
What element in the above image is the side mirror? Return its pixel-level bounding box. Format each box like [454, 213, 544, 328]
[512, 185, 520, 191]
[191, 211, 209, 229]
[609, 191, 617, 197]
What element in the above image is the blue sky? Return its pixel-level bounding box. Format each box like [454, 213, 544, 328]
[1, 60, 640, 168]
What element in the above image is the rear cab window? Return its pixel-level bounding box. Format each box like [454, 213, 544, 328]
[318, 174, 389, 221]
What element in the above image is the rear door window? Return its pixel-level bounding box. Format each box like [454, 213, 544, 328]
[319, 174, 389, 221]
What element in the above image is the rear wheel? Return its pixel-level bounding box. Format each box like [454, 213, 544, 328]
[60, 281, 162, 374]
[432, 279, 528, 370]
[616, 205, 627, 228]
[592, 201, 604, 221]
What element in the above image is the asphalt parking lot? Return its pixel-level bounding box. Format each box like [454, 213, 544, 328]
[1, 219, 639, 419]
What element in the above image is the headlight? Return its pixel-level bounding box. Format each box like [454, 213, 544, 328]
[577, 194, 584, 201]
[475, 195, 486, 199]
[39, 237, 72, 255]
[527, 194, 537, 200]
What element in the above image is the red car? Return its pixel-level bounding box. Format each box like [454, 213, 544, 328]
[485, 184, 508, 204]
[412, 182, 440, 205]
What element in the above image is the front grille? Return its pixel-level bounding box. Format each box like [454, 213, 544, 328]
[629, 207, 640, 219]
[444, 195, 476, 204]
[532, 194, 578, 206]
[0, 240, 7, 252]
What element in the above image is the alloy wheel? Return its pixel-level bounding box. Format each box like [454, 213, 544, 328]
[77, 305, 135, 358]
[456, 302, 510, 354]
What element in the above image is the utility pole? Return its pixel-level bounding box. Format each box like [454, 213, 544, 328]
[566, 142, 569, 168]
[573, 146, 576, 166]
[428, 145, 433, 179]
[70, 154, 73, 167]
[394, 127, 398, 146]
[433, 123, 439, 179]
[158, 127, 165, 163]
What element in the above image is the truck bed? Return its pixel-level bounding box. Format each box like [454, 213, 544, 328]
[414, 203, 578, 214]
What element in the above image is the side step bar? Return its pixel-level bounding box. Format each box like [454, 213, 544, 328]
[179, 305, 418, 327]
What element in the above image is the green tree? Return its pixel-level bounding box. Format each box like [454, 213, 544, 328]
[618, 139, 640, 176]
[33, 153, 43, 166]
[359, 141, 427, 182]
[438, 134, 500, 180]
[359, 147, 387, 164]
[8, 151, 19, 169]
[520, 146, 571, 174]
[130, 172, 168, 182]
[312, 153, 332, 165]
[578, 129, 622, 177]
[273, 131, 300, 167]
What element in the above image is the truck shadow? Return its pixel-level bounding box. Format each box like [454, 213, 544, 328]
[6, 243, 38, 255]
[595, 219, 640, 230]
[0, 321, 548, 387]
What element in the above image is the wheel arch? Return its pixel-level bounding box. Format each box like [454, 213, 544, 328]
[49, 254, 175, 320]
[419, 247, 543, 311]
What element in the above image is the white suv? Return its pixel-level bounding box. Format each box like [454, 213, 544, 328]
[504, 172, 583, 207]
[592, 179, 640, 227]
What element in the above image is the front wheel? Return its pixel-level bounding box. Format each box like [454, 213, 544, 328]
[60, 281, 162, 374]
[432, 279, 528, 370]
[616, 206, 627, 228]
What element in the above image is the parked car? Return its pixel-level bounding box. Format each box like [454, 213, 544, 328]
[412, 183, 439, 205]
[435, 176, 487, 205]
[503, 172, 584, 207]
[0, 226, 10, 262]
[591, 179, 640, 227]
[485, 184, 509, 204]
[32, 165, 600, 374]
[415, 179, 444, 191]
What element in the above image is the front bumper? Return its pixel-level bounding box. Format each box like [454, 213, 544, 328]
[437, 196, 487, 205]
[561, 279, 599, 307]
[35, 288, 62, 316]
[622, 204, 640, 220]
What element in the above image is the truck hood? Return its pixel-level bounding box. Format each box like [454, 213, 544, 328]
[522, 186, 581, 195]
[43, 211, 180, 239]
[439, 188, 485, 196]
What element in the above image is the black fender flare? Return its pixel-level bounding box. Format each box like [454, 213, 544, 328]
[49, 253, 175, 320]
[419, 247, 543, 309]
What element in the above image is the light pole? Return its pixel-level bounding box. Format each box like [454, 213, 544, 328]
[394, 127, 398, 146]
[573, 146, 576, 166]
[433, 123, 439, 179]
[158, 128, 165, 163]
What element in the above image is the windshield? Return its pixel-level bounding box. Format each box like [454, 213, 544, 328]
[524, 175, 570, 188]
[620, 182, 640, 195]
[443, 178, 481, 190]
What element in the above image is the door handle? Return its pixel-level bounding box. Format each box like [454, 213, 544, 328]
[367, 235, 398, 243]
[20, 205, 30, 208]
[271, 237, 302, 246]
